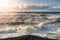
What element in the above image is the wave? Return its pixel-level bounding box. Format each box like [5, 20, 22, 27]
[0, 13, 59, 39]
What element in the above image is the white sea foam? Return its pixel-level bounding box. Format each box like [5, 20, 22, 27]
[0, 13, 59, 39]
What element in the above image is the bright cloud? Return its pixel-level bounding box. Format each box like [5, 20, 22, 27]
[17, 4, 57, 9]
[16, 4, 60, 12]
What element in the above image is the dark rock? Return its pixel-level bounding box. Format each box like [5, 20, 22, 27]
[0, 35, 57, 40]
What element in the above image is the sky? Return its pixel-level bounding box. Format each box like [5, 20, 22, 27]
[19, 0, 60, 8]
[19, 0, 60, 5]
[0, 0, 60, 12]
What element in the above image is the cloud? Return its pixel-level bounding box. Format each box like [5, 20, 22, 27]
[14, 4, 60, 12]
[0, 3, 59, 12]
[17, 4, 55, 10]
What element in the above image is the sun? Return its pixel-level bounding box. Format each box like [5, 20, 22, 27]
[0, 0, 11, 7]
[0, 0, 12, 12]
[0, 0, 19, 12]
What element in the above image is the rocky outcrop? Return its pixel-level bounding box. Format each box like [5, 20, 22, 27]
[0, 35, 57, 40]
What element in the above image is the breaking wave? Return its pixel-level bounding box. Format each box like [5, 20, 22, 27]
[0, 13, 59, 39]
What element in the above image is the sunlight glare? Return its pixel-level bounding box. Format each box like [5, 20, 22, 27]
[0, 0, 19, 12]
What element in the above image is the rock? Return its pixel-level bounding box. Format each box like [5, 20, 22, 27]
[0, 35, 57, 40]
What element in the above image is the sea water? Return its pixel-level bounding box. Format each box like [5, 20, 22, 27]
[0, 13, 60, 39]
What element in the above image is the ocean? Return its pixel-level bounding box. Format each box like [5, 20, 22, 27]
[0, 12, 60, 39]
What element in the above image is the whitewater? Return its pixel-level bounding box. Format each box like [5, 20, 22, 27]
[0, 13, 60, 39]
